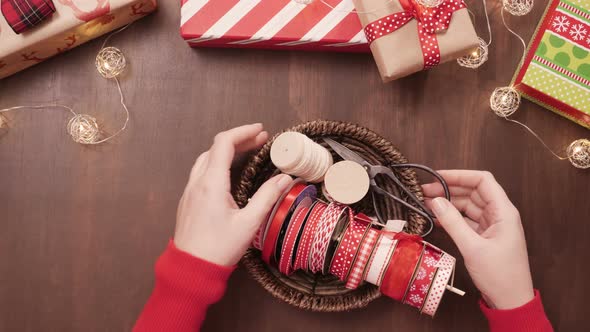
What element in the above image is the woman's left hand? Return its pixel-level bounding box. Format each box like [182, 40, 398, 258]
[174, 124, 293, 266]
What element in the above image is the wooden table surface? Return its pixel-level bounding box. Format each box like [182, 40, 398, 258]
[1, 1, 588, 331]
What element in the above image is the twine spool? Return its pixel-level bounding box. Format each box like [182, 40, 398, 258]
[567, 139, 590, 169]
[67, 114, 100, 144]
[234, 120, 428, 312]
[96, 46, 126, 79]
[503, 0, 533, 16]
[490, 86, 521, 117]
[457, 37, 489, 68]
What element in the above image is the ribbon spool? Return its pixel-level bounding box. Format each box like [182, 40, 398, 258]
[503, 0, 534, 16]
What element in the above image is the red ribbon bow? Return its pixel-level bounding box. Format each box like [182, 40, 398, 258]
[364, 0, 466, 70]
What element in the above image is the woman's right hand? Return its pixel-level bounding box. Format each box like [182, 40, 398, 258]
[422, 170, 535, 310]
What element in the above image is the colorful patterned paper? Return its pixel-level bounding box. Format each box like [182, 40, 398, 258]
[0, 0, 157, 79]
[513, 0, 590, 128]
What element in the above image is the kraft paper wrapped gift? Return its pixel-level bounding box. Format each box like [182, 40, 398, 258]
[352, 0, 479, 82]
[0, 0, 157, 79]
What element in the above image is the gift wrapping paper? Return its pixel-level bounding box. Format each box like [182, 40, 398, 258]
[180, 0, 370, 52]
[0, 0, 157, 79]
[513, 0, 590, 129]
[351, 0, 478, 81]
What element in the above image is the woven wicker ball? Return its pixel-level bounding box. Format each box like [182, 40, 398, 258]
[233, 120, 428, 312]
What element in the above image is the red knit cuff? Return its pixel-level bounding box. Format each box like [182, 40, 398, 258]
[155, 240, 236, 305]
[480, 290, 553, 332]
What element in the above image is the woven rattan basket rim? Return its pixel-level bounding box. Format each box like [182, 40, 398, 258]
[233, 120, 427, 312]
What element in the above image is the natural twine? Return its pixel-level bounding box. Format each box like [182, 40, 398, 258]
[233, 120, 427, 312]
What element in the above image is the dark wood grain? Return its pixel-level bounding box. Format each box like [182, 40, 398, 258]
[1, 1, 588, 331]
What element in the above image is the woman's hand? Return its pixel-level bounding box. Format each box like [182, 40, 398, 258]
[174, 124, 293, 267]
[422, 170, 534, 310]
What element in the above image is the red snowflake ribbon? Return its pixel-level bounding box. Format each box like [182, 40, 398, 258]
[363, 0, 466, 70]
[1, 0, 56, 34]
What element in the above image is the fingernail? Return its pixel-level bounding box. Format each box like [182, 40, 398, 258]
[276, 174, 292, 189]
[431, 198, 448, 216]
[253, 123, 263, 128]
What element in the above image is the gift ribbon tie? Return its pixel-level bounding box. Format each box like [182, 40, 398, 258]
[363, 0, 466, 70]
[1, 0, 56, 34]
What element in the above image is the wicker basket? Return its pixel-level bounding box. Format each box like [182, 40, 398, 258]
[233, 120, 427, 312]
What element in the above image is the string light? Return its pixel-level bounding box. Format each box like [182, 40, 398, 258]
[67, 114, 100, 144]
[490, 86, 520, 117]
[457, 37, 489, 68]
[96, 46, 126, 79]
[503, 0, 533, 16]
[416, 0, 444, 7]
[567, 139, 590, 169]
[0, 24, 131, 145]
[458, 0, 492, 69]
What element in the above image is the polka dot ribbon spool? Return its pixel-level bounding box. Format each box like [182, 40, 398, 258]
[421, 253, 456, 316]
[363, 0, 466, 70]
[330, 213, 371, 281]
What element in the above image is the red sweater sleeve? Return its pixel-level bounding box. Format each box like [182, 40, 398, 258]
[480, 290, 553, 332]
[133, 240, 235, 332]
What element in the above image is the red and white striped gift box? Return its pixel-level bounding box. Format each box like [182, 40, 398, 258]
[180, 0, 369, 52]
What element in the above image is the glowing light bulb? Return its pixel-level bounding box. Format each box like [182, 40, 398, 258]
[96, 46, 126, 79]
[457, 37, 488, 69]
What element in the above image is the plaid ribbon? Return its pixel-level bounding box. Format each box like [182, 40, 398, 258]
[1, 0, 56, 34]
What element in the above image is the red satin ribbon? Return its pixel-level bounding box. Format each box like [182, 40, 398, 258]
[279, 203, 311, 275]
[379, 234, 424, 301]
[261, 183, 307, 265]
[363, 0, 466, 70]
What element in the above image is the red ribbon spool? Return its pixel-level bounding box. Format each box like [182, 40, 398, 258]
[379, 234, 424, 301]
[278, 198, 313, 275]
[330, 214, 370, 281]
[293, 201, 327, 272]
[261, 183, 307, 265]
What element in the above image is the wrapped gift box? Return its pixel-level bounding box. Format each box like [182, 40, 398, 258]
[180, 0, 370, 52]
[0, 0, 157, 79]
[352, 0, 478, 82]
[513, 0, 590, 129]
